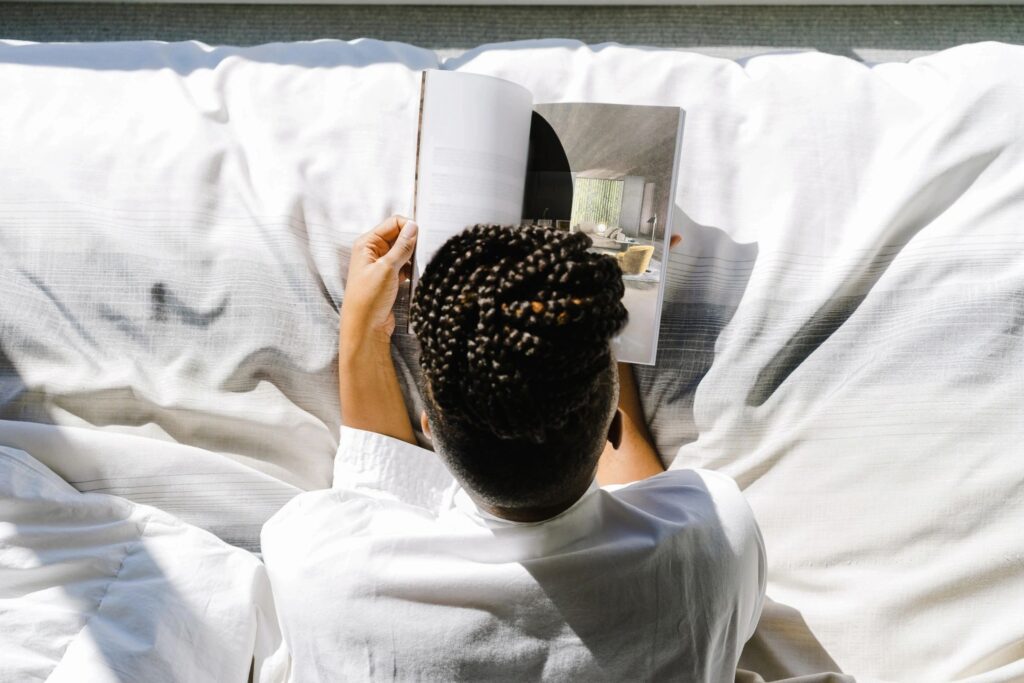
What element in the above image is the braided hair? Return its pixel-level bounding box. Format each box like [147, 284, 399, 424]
[411, 223, 627, 508]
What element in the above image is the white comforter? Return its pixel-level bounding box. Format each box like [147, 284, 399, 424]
[1, 38, 1023, 681]
[0, 442, 287, 682]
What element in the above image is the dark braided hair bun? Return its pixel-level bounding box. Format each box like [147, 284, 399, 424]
[411, 223, 627, 444]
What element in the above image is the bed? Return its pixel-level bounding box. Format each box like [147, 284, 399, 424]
[1, 37, 1022, 681]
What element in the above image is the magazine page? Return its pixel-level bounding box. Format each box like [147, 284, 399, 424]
[522, 103, 685, 365]
[411, 69, 534, 286]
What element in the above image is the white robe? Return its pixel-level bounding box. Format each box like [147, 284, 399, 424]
[262, 426, 767, 682]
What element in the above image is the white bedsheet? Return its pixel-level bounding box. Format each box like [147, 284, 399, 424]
[0, 37, 435, 549]
[0, 442, 287, 682]
[1, 37, 1023, 681]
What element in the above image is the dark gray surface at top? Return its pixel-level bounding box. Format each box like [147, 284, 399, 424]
[1, 4, 1023, 62]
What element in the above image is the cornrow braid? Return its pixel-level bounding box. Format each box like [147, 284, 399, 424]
[411, 223, 627, 444]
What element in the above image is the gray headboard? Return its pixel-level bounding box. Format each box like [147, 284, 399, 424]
[2, 4, 1023, 63]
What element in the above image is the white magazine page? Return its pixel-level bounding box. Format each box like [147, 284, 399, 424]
[412, 69, 533, 286]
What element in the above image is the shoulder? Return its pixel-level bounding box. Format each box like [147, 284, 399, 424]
[262, 485, 438, 545]
[331, 425, 457, 512]
[606, 468, 752, 529]
[606, 468, 766, 635]
[614, 468, 762, 556]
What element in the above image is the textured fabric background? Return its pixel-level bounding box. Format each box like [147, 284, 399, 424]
[0, 443, 287, 682]
[1, 4, 1024, 62]
[0, 38, 438, 550]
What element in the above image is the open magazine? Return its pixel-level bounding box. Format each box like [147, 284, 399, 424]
[409, 69, 685, 365]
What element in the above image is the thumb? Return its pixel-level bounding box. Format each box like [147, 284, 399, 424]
[380, 220, 418, 269]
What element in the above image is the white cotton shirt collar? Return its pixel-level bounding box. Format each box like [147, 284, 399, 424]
[330, 424, 602, 527]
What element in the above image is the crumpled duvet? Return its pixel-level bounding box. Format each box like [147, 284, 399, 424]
[0, 443, 288, 683]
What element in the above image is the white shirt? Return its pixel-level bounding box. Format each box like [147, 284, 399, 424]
[261, 426, 766, 682]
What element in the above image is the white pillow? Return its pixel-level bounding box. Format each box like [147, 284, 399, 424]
[0, 38, 434, 495]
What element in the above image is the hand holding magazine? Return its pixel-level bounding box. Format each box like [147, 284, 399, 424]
[410, 69, 685, 365]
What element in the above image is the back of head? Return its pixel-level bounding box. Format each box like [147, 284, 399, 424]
[410, 224, 628, 511]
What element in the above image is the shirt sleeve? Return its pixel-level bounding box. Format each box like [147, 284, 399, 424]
[332, 425, 457, 513]
[696, 469, 767, 644]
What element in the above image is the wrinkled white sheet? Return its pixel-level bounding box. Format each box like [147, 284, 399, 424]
[1, 37, 1023, 682]
[0, 419, 300, 552]
[0, 37, 436, 547]
[0, 443, 287, 682]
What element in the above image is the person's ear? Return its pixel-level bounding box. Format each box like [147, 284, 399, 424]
[607, 409, 623, 450]
[420, 411, 432, 441]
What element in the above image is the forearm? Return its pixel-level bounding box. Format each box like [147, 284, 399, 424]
[596, 363, 665, 485]
[336, 215, 419, 445]
[338, 332, 416, 445]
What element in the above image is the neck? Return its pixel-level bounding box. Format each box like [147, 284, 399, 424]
[472, 476, 594, 523]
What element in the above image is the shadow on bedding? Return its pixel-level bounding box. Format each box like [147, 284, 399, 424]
[0, 342, 188, 679]
[0, 339, 278, 680]
[632, 205, 759, 461]
[737, 597, 854, 683]
[745, 144, 1004, 409]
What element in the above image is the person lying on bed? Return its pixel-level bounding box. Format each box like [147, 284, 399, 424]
[261, 215, 766, 682]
